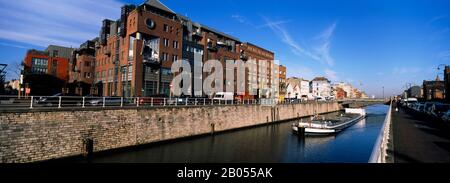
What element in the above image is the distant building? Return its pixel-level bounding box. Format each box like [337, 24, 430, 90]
[22, 46, 74, 95]
[406, 86, 422, 98]
[299, 78, 310, 98]
[423, 76, 445, 101]
[334, 87, 346, 99]
[285, 77, 300, 99]
[310, 77, 331, 98]
[68, 39, 97, 96]
[278, 65, 286, 101]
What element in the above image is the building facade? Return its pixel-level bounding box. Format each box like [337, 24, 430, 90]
[90, 0, 277, 98]
[278, 65, 286, 101]
[310, 77, 331, 98]
[23, 46, 73, 95]
[69, 40, 97, 96]
[423, 76, 445, 100]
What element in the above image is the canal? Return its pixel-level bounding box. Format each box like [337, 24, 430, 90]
[70, 104, 388, 163]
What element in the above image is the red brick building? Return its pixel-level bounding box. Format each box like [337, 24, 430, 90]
[24, 50, 70, 81]
[69, 40, 97, 95]
[240, 43, 275, 99]
[83, 0, 276, 98]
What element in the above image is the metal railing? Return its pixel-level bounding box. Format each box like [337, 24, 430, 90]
[0, 95, 336, 111]
[368, 100, 393, 163]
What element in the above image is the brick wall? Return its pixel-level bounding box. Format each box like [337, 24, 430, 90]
[0, 102, 340, 163]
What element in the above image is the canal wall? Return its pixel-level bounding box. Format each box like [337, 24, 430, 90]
[0, 102, 340, 163]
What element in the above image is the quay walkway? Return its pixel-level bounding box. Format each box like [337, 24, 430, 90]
[389, 102, 450, 163]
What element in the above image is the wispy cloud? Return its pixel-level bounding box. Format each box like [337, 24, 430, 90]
[286, 65, 315, 80]
[0, 42, 29, 49]
[437, 50, 450, 60]
[231, 14, 256, 27]
[325, 69, 338, 81]
[261, 16, 337, 66]
[427, 15, 447, 26]
[0, 0, 122, 47]
[392, 67, 422, 75]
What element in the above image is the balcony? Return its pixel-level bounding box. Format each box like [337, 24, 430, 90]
[207, 42, 218, 52]
[192, 31, 203, 38]
[143, 56, 161, 68]
[105, 49, 111, 57]
[240, 52, 248, 61]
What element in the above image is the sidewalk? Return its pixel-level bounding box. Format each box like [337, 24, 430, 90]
[389, 103, 450, 163]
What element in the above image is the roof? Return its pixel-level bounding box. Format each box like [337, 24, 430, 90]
[286, 77, 300, 87]
[312, 77, 330, 82]
[242, 42, 274, 55]
[200, 23, 241, 42]
[142, 0, 175, 14]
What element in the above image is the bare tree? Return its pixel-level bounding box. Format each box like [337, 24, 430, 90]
[7, 60, 23, 80]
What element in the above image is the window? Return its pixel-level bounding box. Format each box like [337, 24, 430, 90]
[161, 68, 172, 75]
[162, 52, 168, 61]
[31, 58, 48, 74]
[85, 61, 90, 67]
[172, 55, 178, 61]
[164, 24, 169, 32]
[173, 41, 178, 49]
[163, 38, 169, 47]
[53, 50, 59, 57]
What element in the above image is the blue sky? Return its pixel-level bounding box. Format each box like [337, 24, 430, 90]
[0, 0, 449, 97]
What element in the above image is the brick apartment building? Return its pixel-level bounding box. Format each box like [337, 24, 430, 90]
[278, 65, 286, 101]
[22, 45, 74, 95]
[92, 0, 277, 98]
[22, 0, 278, 98]
[240, 43, 275, 99]
[423, 76, 445, 101]
[69, 40, 97, 96]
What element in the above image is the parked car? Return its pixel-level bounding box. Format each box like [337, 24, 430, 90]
[88, 97, 128, 106]
[423, 102, 440, 115]
[416, 104, 425, 113]
[406, 98, 418, 108]
[442, 110, 450, 123]
[315, 96, 326, 102]
[213, 92, 234, 101]
[138, 94, 169, 105]
[36, 93, 84, 107]
[430, 104, 450, 119]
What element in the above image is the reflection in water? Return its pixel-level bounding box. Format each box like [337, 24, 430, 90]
[70, 105, 388, 163]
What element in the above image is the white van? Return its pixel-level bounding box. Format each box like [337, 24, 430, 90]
[213, 92, 234, 101]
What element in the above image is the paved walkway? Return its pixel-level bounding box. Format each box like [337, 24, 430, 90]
[389, 102, 450, 163]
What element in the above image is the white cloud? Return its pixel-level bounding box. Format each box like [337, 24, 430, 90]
[437, 51, 450, 60]
[325, 69, 338, 81]
[261, 16, 337, 67]
[0, 0, 122, 47]
[392, 67, 422, 75]
[427, 15, 447, 26]
[0, 42, 29, 49]
[286, 65, 315, 80]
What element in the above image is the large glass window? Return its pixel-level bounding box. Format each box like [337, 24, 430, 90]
[161, 68, 172, 75]
[31, 58, 48, 74]
[143, 81, 157, 97]
[160, 82, 170, 96]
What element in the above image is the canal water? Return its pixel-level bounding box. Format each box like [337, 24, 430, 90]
[74, 104, 388, 163]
